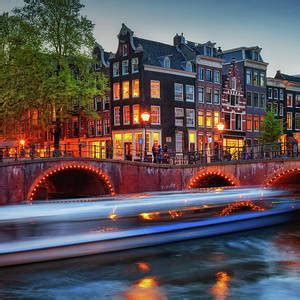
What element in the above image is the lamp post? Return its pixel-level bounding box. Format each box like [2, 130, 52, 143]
[141, 111, 150, 162]
[217, 123, 224, 161]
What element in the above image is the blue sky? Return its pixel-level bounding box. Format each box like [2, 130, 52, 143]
[1, 0, 300, 76]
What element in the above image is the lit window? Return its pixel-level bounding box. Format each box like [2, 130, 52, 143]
[214, 70, 220, 83]
[254, 115, 259, 131]
[206, 111, 212, 128]
[287, 94, 293, 107]
[247, 115, 252, 131]
[206, 88, 212, 103]
[198, 87, 204, 103]
[122, 60, 129, 75]
[213, 111, 220, 127]
[186, 61, 192, 72]
[246, 69, 252, 85]
[132, 79, 139, 98]
[131, 57, 139, 73]
[198, 110, 204, 127]
[287, 112, 292, 129]
[122, 44, 128, 56]
[260, 116, 264, 129]
[113, 62, 119, 77]
[174, 83, 183, 101]
[122, 81, 130, 99]
[133, 104, 140, 124]
[198, 68, 204, 81]
[151, 80, 160, 98]
[151, 106, 160, 124]
[114, 107, 120, 125]
[186, 109, 195, 127]
[113, 82, 120, 100]
[123, 105, 130, 125]
[253, 71, 258, 86]
[206, 69, 212, 82]
[214, 90, 220, 104]
[186, 85, 194, 102]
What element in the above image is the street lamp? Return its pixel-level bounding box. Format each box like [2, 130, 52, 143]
[217, 123, 224, 161]
[141, 111, 150, 162]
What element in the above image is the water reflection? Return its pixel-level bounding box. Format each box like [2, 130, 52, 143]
[210, 272, 231, 300]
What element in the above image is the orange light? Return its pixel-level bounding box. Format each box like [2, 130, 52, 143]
[19, 139, 25, 146]
[137, 262, 151, 272]
[137, 277, 157, 288]
[217, 123, 225, 131]
[141, 111, 150, 122]
[139, 212, 160, 220]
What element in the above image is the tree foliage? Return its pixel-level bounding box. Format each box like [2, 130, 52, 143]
[259, 110, 283, 144]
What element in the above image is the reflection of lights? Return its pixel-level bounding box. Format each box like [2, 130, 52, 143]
[109, 207, 118, 221]
[139, 212, 160, 220]
[210, 271, 231, 300]
[219, 201, 265, 216]
[137, 277, 157, 288]
[168, 210, 183, 219]
[137, 262, 150, 272]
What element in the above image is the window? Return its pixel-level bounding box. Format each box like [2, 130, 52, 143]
[230, 93, 236, 106]
[198, 110, 204, 127]
[260, 94, 266, 108]
[122, 81, 130, 99]
[186, 109, 195, 127]
[206, 69, 212, 82]
[224, 113, 231, 129]
[246, 69, 252, 85]
[133, 104, 140, 124]
[113, 82, 120, 100]
[123, 105, 130, 125]
[296, 113, 300, 130]
[175, 107, 184, 126]
[253, 92, 259, 107]
[273, 88, 278, 99]
[206, 111, 212, 128]
[253, 51, 259, 61]
[279, 103, 283, 116]
[122, 44, 128, 56]
[254, 115, 259, 131]
[235, 114, 242, 130]
[186, 85, 195, 102]
[268, 88, 272, 99]
[214, 70, 220, 83]
[253, 71, 258, 86]
[132, 79, 139, 98]
[175, 132, 183, 153]
[96, 120, 102, 136]
[206, 88, 212, 103]
[198, 68, 204, 80]
[214, 90, 220, 104]
[163, 57, 170, 68]
[260, 73, 265, 87]
[287, 112, 292, 130]
[214, 111, 220, 127]
[273, 103, 278, 116]
[279, 89, 284, 100]
[174, 83, 184, 101]
[296, 95, 300, 107]
[122, 60, 129, 75]
[206, 46, 212, 56]
[231, 77, 237, 90]
[151, 80, 160, 98]
[132, 57, 139, 73]
[287, 94, 293, 107]
[198, 87, 204, 103]
[247, 115, 252, 131]
[113, 62, 119, 77]
[114, 107, 120, 125]
[246, 91, 252, 106]
[186, 61, 192, 72]
[260, 115, 264, 129]
[151, 106, 160, 124]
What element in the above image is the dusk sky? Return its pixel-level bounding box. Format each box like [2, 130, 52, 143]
[1, 0, 300, 76]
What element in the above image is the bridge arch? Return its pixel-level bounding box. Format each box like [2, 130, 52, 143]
[27, 162, 115, 201]
[188, 171, 239, 189]
[265, 168, 300, 189]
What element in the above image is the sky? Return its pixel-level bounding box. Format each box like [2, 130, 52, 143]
[1, 0, 300, 76]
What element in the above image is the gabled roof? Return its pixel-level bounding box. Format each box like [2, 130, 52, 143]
[275, 71, 300, 84]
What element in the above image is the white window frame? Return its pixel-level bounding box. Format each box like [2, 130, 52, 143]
[268, 87, 273, 99]
[131, 57, 139, 73]
[198, 67, 204, 81]
[186, 109, 195, 127]
[214, 70, 220, 84]
[113, 82, 120, 100]
[122, 60, 129, 75]
[198, 87, 204, 103]
[132, 79, 139, 98]
[114, 107, 120, 126]
[175, 107, 184, 117]
[214, 89, 220, 104]
[113, 62, 119, 77]
[175, 131, 183, 153]
[287, 94, 293, 107]
[186, 85, 195, 102]
[123, 105, 130, 125]
[133, 104, 140, 124]
[174, 83, 184, 101]
[150, 105, 161, 125]
[287, 112, 292, 130]
[122, 80, 130, 99]
[150, 80, 160, 99]
[235, 113, 242, 131]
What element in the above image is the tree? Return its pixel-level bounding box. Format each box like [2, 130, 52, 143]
[0, 0, 108, 153]
[259, 110, 283, 144]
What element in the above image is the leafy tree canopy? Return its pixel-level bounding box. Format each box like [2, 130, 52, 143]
[259, 110, 283, 144]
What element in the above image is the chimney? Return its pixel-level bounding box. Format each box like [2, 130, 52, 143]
[173, 33, 185, 46]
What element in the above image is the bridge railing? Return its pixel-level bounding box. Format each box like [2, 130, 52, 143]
[0, 142, 298, 164]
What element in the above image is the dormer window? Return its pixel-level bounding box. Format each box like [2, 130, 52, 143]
[253, 51, 259, 61]
[164, 57, 170, 68]
[186, 61, 192, 72]
[122, 44, 128, 57]
[206, 46, 212, 57]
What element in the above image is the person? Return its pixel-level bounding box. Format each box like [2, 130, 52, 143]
[157, 145, 162, 164]
[162, 144, 169, 163]
[152, 144, 158, 163]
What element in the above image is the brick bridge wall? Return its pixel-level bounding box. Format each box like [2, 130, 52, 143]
[1, 157, 300, 204]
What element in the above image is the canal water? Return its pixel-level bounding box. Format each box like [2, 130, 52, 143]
[0, 221, 299, 299]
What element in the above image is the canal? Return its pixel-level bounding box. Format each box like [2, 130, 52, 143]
[0, 221, 299, 299]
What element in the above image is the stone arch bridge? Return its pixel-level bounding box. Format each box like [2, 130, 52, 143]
[1, 157, 300, 204]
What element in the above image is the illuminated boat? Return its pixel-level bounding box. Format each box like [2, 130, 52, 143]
[0, 189, 299, 267]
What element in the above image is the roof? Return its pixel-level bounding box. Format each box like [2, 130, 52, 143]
[275, 72, 300, 84]
[132, 37, 188, 71]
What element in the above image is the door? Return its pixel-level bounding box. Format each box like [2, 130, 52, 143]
[124, 142, 132, 161]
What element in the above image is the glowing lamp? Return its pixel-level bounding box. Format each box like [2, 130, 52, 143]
[141, 111, 150, 122]
[19, 139, 25, 146]
[217, 123, 224, 131]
